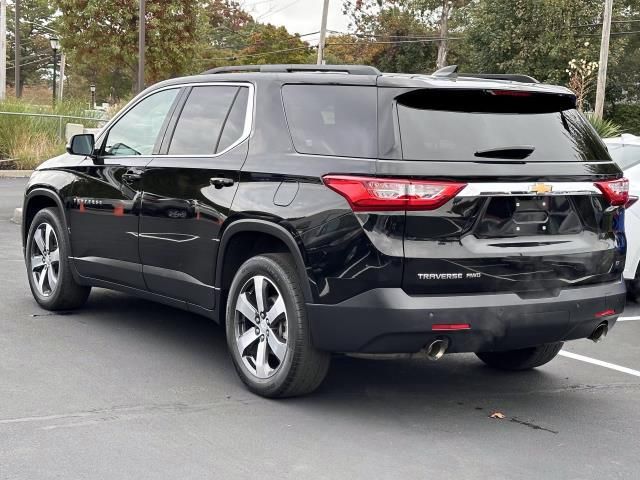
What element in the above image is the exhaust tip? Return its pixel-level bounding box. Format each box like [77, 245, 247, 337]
[589, 322, 608, 343]
[425, 338, 449, 361]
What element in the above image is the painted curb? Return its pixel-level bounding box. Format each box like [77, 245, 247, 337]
[0, 170, 33, 178]
[11, 208, 22, 225]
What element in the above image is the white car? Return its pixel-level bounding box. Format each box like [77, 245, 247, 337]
[604, 134, 640, 299]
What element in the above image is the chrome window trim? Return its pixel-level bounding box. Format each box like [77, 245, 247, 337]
[458, 182, 601, 197]
[96, 81, 255, 159]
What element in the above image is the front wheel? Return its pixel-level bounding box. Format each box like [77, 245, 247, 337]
[25, 208, 91, 310]
[225, 253, 330, 398]
[476, 342, 564, 371]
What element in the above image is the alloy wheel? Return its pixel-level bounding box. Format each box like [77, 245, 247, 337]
[30, 222, 60, 297]
[234, 275, 288, 379]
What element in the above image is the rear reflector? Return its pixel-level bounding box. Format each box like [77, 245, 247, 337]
[595, 309, 615, 318]
[595, 178, 629, 206]
[432, 323, 471, 331]
[323, 175, 467, 212]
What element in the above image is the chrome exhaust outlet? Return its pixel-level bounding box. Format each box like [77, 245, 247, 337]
[425, 339, 449, 361]
[589, 322, 609, 343]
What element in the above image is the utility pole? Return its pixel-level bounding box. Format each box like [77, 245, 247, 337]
[0, 0, 7, 101]
[58, 52, 65, 101]
[137, 0, 145, 93]
[436, 1, 452, 70]
[14, 0, 20, 97]
[595, 0, 614, 119]
[316, 0, 329, 65]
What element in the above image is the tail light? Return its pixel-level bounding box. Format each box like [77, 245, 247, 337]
[323, 175, 467, 212]
[595, 178, 629, 206]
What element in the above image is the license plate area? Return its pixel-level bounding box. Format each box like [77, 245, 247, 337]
[474, 196, 582, 238]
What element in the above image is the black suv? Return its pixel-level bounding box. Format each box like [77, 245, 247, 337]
[22, 64, 627, 397]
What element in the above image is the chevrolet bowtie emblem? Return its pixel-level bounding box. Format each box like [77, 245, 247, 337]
[530, 183, 553, 194]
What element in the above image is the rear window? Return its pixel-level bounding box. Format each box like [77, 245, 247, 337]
[397, 89, 610, 162]
[282, 85, 377, 158]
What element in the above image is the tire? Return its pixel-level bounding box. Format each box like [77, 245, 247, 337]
[25, 208, 91, 311]
[225, 253, 330, 398]
[476, 342, 564, 371]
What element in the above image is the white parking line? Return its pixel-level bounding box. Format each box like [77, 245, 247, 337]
[618, 316, 640, 322]
[559, 351, 640, 377]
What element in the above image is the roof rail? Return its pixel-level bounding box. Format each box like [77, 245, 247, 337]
[202, 64, 381, 76]
[460, 73, 540, 84]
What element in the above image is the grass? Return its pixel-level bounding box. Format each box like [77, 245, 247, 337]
[0, 99, 104, 170]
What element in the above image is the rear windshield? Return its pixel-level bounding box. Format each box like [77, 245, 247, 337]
[397, 89, 610, 162]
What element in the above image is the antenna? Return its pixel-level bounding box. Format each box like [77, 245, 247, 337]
[433, 65, 459, 78]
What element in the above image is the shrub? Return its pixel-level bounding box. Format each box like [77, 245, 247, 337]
[585, 112, 624, 138]
[0, 99, 103, 170]
[608, 104, 640, 136]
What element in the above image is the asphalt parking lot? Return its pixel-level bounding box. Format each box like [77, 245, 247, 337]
[1, 177, 639, 479]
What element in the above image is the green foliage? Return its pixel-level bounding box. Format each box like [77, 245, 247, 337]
[5, 0, 57, 91]
[54, 0, 201, 101]
[585, 113, 625, 139]
[342, 0, 439, 73]
[608, 104, 640, 136]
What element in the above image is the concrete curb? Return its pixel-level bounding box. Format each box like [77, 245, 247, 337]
[0, 170, 33, 178]
[11, 208, 22, 225]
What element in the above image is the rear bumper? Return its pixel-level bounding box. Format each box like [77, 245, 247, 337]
[307, 280, 626, 353]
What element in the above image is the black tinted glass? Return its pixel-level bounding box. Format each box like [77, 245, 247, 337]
[104, 88, 178, 156]
[282, 85, 377, 158]
[397, 90, 610, 162]
[169, 86, 238, 155]
[217, 87, 249, 153]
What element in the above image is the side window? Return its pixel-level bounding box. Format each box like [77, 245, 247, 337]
[217, 87, 250, 153]
[168, 85, 248, 156]
[103, 88, 179, 157]
[282, 84, 378, 158]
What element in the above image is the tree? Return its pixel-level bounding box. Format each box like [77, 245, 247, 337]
[5, 0, 57, 93]
[460, 0, 638, 86]
[410, 0, 471, 69]
[342, 0, 439, 73]
[55, 0, 200, 101]
[237, 24, 314, 65]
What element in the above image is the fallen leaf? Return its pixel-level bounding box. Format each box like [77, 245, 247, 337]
[490, 412, 506, 419]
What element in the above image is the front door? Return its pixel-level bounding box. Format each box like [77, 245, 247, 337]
[69, 87, 182, 289]
[140, 83, 252, 308]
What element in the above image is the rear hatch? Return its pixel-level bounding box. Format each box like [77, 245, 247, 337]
[390, 87, 627, 297]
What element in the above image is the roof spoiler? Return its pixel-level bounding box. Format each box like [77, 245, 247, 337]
[460, 73, 540, 84]
[432, 65, 539, 84]
[203, 64, 381, 76]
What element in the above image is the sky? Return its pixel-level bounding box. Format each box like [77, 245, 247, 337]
[243, 0, 351, 45]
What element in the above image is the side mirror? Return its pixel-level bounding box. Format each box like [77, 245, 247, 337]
[67, 133, 96, 157]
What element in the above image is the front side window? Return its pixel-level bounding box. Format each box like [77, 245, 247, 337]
[168, 85, 248, 156]
[103, 88, 179, 157]
[282, 85, 378, 158]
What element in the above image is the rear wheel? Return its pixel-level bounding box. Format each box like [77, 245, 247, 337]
[25, 208, 91, 310]
[225, 253, 330, 398]
[476, 342, 564, 371]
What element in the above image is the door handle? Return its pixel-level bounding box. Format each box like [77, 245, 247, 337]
[210, 177, 234, 189]
[122, 170, 143, 182]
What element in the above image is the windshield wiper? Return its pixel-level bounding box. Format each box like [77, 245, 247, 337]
[474, 145, 535, 160]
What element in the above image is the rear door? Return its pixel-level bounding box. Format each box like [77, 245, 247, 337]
[379, 87, 626, 297]
[139, 83, 252, 308]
